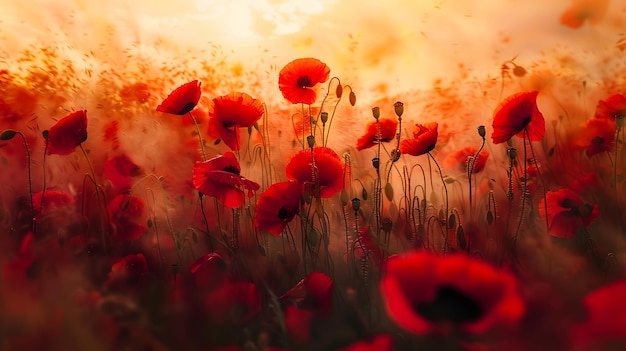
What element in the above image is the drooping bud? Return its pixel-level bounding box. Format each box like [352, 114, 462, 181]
[394, 101, 404, 118]
[0, 130, 17, 141]
[349, 91, 356, 106]
[42, 130, 49, 140]
[320, 111, 329, 124]
[512, 65, 527, 77]
[390, 149, 401, 162]
[477, 125, 486, 138]
[372, 157, 380, 170]
[372, 107, 380, 120]
[307, 135, 315, 148]
[351, 198, 361, 212]
[336, 84, 343, 99]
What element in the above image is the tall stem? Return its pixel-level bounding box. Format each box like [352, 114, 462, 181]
[188, 111, 207, 161]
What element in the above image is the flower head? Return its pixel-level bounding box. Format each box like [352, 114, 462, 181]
[380, 251, 525, 335]
[575, 117, 616, 157]
[156, 80, 202, 115]
[279, 58, 330, 105]
[205, 281, 262, 324]
[356, 119, 398, 151]
[208, 92, 264, 151]
[279, 272, 333, 317]
[399, 122, 439, 156]
[46, 110, 88, 155]
[286, 147, 343, 198]
[192, 152, 260, 208]
[444, 146, 490, 174]
[254, 181, 303, 236]
[492, 91, 545, 144]
[107, 253, 149, 289]
[103, 154, 142, 191]
[539, 188, 600, 238]
[107, 194, 147, 241]
[595, 93, 626, 121]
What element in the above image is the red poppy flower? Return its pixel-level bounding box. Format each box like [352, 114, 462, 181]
[279, 58, 330, 105]
[284, 306, 314, 345]
[539, 188, 600, 238]
[492, 91, 545, 144]
[337, 335, 393, 351]
[205, 281, 262, 324]
[107, 194, 147, 241]
[380, 251, 524, 335]
[192, 152, 260, 208]
[595, 93, 626, 120]
[356, 119, 398, 151]
[103, 154, 142, 191]
[32, 190, 73, 217]
[254, 181, 303, 236]
[107, 253, 149, 289]
[560, 0, 609, 29]
[575, 117, 616, 157]
[208, 92, 264, 151]
[571, 280, 626, 349]
[189, 252, 229, 290]
[156, 80, 202, 115]
[46, 110, 88, 155]
[400, 122, 439, 156]
[444, 146, 490, 174]
[286, 147, 344, 198]
[279, 272, 333, 317]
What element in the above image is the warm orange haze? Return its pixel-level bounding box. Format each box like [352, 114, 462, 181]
[0, 0, 625, 350]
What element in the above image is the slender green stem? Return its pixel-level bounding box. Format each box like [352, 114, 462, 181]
[188, 111, 207, 161]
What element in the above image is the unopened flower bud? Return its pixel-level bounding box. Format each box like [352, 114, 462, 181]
[335, 84, 343, 99]
[320, 111, 329, 124]
[351, 198, 361, 212]
[477, 125, 486, 138]
[42, 130, 49, 140]
[394, 101, 404, 118]
[372, 107, 380, 120]
[349, 91, 357, 106]
[391, 149, 401, 162]
[372, 157, 380, 170]
[0, 130, 17, 141]
[512, 65, 527, 77]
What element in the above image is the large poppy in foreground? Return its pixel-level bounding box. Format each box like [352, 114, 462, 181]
[400, 122, 438, 157]
[380, 251, 524, 335]
[575, 117, 616, 157]
[356, 118, 398, 151]
[539, 188, 600, 238]
[192, 152, 260, 208]
[156, 80, 202, 115]
[571, 280, 626, 349]
[286, 147, 343, 198]
[279, 58, 330, 105]
[254, 181, 303, 236]
[208, 92, 264, 151]
[46, 110, 88, 155]
[492, 91, 545, 144]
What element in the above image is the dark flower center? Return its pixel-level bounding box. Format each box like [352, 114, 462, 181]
[521, 117, 532, 128]
[591, 136, 604, 146]
[178, 102, 196, 115]
[222, 166, 240, 175]
[297, 75, 313, 88]
[425, 144, 436, 153]
[277, 207, 290, 221]
[414, 286, 483, 324]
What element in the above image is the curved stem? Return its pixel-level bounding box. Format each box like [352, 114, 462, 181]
[188, 111, 207, 161]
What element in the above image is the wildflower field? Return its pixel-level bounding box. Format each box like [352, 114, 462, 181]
[1, 0, 625, 350]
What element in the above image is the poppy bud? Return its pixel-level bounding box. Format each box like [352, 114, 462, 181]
[349, 91, 356, 106]
[361, 188, 368, 200]
[336, 84, 343, 99]
[391, 149, 401, 162]
[351, 198, 361, 212]
[508, 148, 517, 160]
[477, 125, 486, 138]
[394, 101, 404, 118]
[320, 111, 329, 124]
[0, 130, 17, 141]
[381, 218, 393, 233]
[512, 65, 526, 77]
[42, 130, 49, 140]
[372, 157, 380, 170]
[307, 135, 315, 148]
[372, 107, 380, 120]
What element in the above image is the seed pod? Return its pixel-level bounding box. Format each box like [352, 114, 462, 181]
[336, 83, 343, 99]
[394, 101, 404, 118]
[372, 107, 380, 120]
[320, 111, 329, 124]
[307, 135, 315, 148]
[349, 91, 357, 106]
[477, 125, 486, 138]
[351, 198, 361, 212]
[372, 157, 380, 170]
